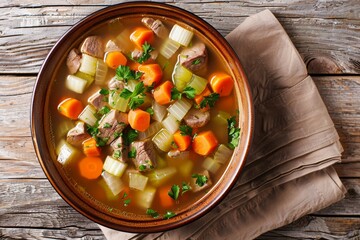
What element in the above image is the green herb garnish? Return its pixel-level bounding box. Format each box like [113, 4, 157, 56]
[99, 88, 109, 95]
[181, 182, 191, 194]
[137, 42, 154, 64]
[103, 122, 111, 128]
[123, 199, 131, 207]
[168, 184, 180, 200]
[199, 92, 219, 108]
[227, 116, 241, 149]
[116, 65, 142, 83]
[128, 147, 137, 158]
[183, 86, 196, 99]
[179, 125, 192, 136]
[192, 173, 208, 187]
[146, 107, 154, 116]
[171, 86, 196, 100]
[139, 164, 147, 171]
[192, 59, 201, 65]
[120, 82, 146, 110]
[146, 208, 159, 218]
[163, 211, 176, 219]
[113, 150, 121, 159]
[97, 106, 110, 116]
[122, 128, 138, 146]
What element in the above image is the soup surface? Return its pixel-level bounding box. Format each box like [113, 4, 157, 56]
[50, 15, 241, 219]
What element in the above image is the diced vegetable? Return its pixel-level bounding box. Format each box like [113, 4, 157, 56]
[57, 98, 84, 120]
[135, 186, 156, 209]
[56, 119, 74, 139]
[116, 28, 133, 53]
[202, 157, 221, 174]
[187, 74, 208, 95]
[128, 108, 151, 132]
[172, 56, 193, 91]
[103, 156, 128, 177]
[159, 185, 175, 208]
[209, 72, 234, 97]
[130, 27, 154, 48]
[65, 75, 88, 94]
[152, 128, 174, 152]
[78, 104, 98, 126]
[79, 54, 98, 76]
[95, 60, 108, 85]
[214, 144, 233, 164]
[160, 38, 181, 59]
[102, 171, 125, 196]
[194, 86, 211, 106]
[126, 79, 138, 92]
[210, 111, 230, 143]
[108, 90, 129, 112]
[169, 24, 194, 47]
[192, 130, 219, 156]
[138, 64, 163, 86]
[173, 130, 191, 151]
[178, 160, 193, 178]
[147, 167, 177, 186]
[161, 114, 180, 134]
[153, 81, 173, 105]
[82, 138, 101, 157]
[75, 71, 95, 88]
[138, 121, 163, 140]
[105, 51, 128, 69]
[78, 157, 103, 179]
[167, 98, 192, 121]
[152, 100, 167, 122]
[56, 140, 80, 165]
[129, 172, 148, 191]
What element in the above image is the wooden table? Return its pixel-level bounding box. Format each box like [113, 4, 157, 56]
[1, 1, 359, 239]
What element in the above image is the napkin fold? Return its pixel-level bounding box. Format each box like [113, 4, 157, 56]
[99, 9, 346, 239]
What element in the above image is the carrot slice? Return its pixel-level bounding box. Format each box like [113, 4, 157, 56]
[83, 138, 101, 157]
[209, 72, 234, 97]
[194, 86, 211, 111]
[192, 130, 219, 156]
[78, 157, 103, 180]
[128, 61, 141, 71]
[153, 81, 173, 105]
[105, 51, 128, 69]
[128, 108, 150, 132]
[173, 130, 192, 151]
[130, 27, 154, 49]
[138, 64, 163, 86]
[159, 185, 175, 208]
[57, 98, 84, 120]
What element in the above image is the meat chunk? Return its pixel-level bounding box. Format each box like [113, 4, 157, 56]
[190, 170, 212, 192]
[66, 48, 81, 74]
[183, 108, 210, 128]
[108, 77, 125, 91]
[80, 36, 104, 58]
[131, 49, 158, 62]
[130, 139, 157, 172]
[97, 110, 128, 144]
[110, 136, 128, 163]
[105, 40, 121, 53]
[179, 42, 208, 72]
[88, 90, 108, 110]
[66, 122, 90, 146]
[142, 17, 169, 39]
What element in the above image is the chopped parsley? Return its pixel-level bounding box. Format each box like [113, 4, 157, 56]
[171, 87, 182, 100]
[86, 123, 99, 137]
[179, 125, 192, 136]
[199, 92, 219, 108]
[113, 131, 122, 139]
[168, 184, 180, 200]
[122, 128, 138, 146]
[146, 107, 154, 115]
[227, 116, 241, 149]
[146, 208, 159, 218]
[181, 182, 191, 194]
[192, 173, 208, 187]
[183, 86, 196, 99]
[96, 137, 109, 147]
[137, 42, 154, 64]
[139, 164, 147, 171]
[99, 88, 109, 95]
[120, 82, 146, 110]
[116, 65, 142, 83]
[192, 59, 201, 65]
[103, 122, 111, 128]
[171, 86, 196, 100]
[97, 106, 110, 116]
[113, 150, 121, 159]
[128, 147, 137, 158]
[163, 211, 176, 219]
[123, 199, 131, 207]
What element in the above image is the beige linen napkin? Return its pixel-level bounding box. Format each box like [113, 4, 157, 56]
[99, 9, 346, 239]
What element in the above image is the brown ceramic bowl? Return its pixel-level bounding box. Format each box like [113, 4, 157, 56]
[31, 1, 253, 233]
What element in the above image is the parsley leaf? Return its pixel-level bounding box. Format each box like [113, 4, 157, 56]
[123, 199, 131, 207]
[96, 137, 108, 147]
[113, 150, 121, 159]
[116, 65, 142, 83]
[171, 87, 182, 100]
[86, 123, 99, 137]
[120, 82, 146, 110]
[103, 122, 111, 128]
[163, 211, 176, 219]
[122, 128, 138, 146]
[183, 86, 196, 99]
[99, 88, 109, 95]
[137, 42, 154, 64]
[146, 208, 159, 218]
[181, 182, 191, 194]
[192, 59, 201, 65]
[139, 164, 147, 171]
[179, 125, 192, 136]
[227, 116, 241, 149]
[192, 174, 208, 187]
[146, 107, 154, 115]
[119, 88, 132, 99]
[97, 106, 110, 116]
[199, 93, 219, 108]
[128, 147, 137, 158]
[171, 86, 196, 100]
[168, 184, 180, 200]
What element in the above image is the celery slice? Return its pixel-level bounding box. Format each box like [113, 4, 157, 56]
[65, 75, 88, 94]
[167, 98, 192, 121]
[108, 90, 129, 112]
[135, 186, 156, 209]
[214, 144, 233, 164]
[56, 140, 80, 165]
[152, 100, 167, 122]
[102, 171, 125, 196]
[178, 160, 194, 178]
[78, 105, 98, 126]
[160, 37, 181, 59]
[103, 156, 128, 177]
[79, 54, 98, 76]
[202, 157, 221, 174]
[162, 114, 180, 134]
[95, 60, 108, 86]
[147, 167, 177, 187]
[129, 172, 148, 191]
[172, 55, 193, 91]
[188, 74, 208, 95]
[152, 128, 174, 152]
[75, 71, 94, 88]
[169, 24, 194, 47]
[138, 121, 163, 140]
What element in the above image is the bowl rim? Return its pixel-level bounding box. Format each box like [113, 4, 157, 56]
[31, 1, 254, 233]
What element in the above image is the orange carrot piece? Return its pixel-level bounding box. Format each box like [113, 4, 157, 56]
[128, 61, 141, 71]
[130, 27, 154, 49]
[138, 64, 163, 87]
[173, 130, 192, 151]
[159, 185, 175, 208]
[57, 98, 84, 120]
[105, 51, 128, 69]
[78, 157, 103, 180]
[209, 72, 234, 97]
[153, 81, 173, 105]
[128, 108, 150, 132]
[192, 130, 219, 156]
[83, 138, 101, 157]
[194, 86, 211, 111]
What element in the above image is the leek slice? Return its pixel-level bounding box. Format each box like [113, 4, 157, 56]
[147, 167, 177, 187]
[167, 98, 192, 121]
[214, 144, 233, 164]
[129, 172, 148, 191]
[135, 186, 156, 209]
[95, 60, 108, 85]
[65, 75, 88, 94]
[160, 37, 181, 59]
[78, 105, 98, 126]
[138, 121, 163, 140]
[169, 24, 194, 47]
[172, 55, 193, 91]
[102, 171, 125, 196]
[103, 156, 128, 177]
[152, 128, 174, 152]
[188, 74, 208, 95]
[202, 157, 221, 174]
[79, 54, 98, 76]
[162, 114, 180, 134]
[108, 91, 129, 112]
[56, 141, 80, 166]
[152, 100, 167, 122]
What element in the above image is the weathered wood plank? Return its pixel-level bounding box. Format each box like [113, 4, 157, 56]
[0, 2, 359, 74]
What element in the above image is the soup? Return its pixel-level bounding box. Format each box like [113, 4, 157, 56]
[50, 15, 240, 219]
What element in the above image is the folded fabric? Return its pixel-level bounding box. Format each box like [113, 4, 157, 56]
[99, 9, 346, 239]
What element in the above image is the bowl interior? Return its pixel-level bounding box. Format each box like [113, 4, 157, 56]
[31, 2, 253, 232]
